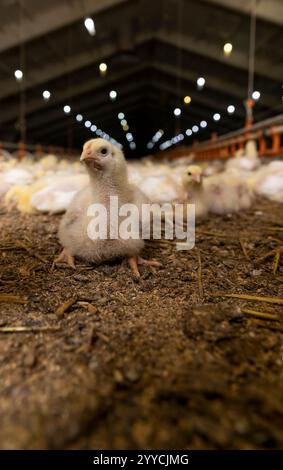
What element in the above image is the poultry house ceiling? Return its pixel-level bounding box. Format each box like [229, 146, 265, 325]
[0, 0, 282, 155]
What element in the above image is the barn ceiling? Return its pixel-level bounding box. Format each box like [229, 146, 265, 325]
[0, 0, 282, 157]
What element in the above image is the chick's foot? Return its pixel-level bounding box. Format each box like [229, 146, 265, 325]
[54, 248, 76, 269]
[127, 256, 162, 278]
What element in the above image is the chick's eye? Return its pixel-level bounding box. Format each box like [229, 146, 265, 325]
[100, 147, 108, 155]
[187, 171, 192, 176]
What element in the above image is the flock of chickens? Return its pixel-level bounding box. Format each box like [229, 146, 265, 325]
[0, 139, 283, 221]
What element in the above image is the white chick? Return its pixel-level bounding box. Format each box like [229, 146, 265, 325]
[4, 182, 44, 213]
[202, 160, 224, 176]
[1, 167, 33, 186]
[204, 171, 253, 214]
[30, 174, 88, 214]
[250, 161, 283, 203]
[182, 165, 208, 220]
[138, 174, 183, 203]
[56, 138, 161, 277]
[0, 167, 34, 199]
[0, 149, 13, 160]
[247, 160, 283, 201]
[226, 139, 261, 171]
[256, 174, 283, 202]
[38, 154, 58, 171]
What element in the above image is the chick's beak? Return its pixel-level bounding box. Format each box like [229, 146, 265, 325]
[80, 148, 93, 162]
[80, 148, 102, 169]
[193, 173, 201, 183]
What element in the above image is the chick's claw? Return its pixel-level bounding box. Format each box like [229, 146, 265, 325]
[54, 248, 76, 269]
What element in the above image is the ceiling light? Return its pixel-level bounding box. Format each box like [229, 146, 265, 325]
[192, 125, 199, 133]
[197, 77, 205, 88]
[14, 69, 23, 81]
[121, 119, 127, 126]
[63, 105, 71, 114]
[126, 132, 133, 141]
[186, 129, 192, 136]
[213, 113, 221, 121]
[99, 62, 107, 74]
[130, 142, 136, 150]
[252, 90, 260, 100]
[85, 120, 91, 128]
[174, 107, 181, 116]
[96, 129, 102, 136]
[200, 120, 207, 128]
[91, 124, 97, 132]
[227, 105, 235, 114]
[223, 42, 233, 56]
[109, 90, 117, 100]
[84, 17, 96, 36]
[160, 141, 171, 150]
[123, 124, 129, 131]
[42, 90, 51, 100]
[118, 112, 124, 120]
[184, 95, 192, 104]
[76, 114, 83, 122]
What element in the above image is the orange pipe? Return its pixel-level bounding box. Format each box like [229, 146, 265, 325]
[270, 130, 281, 155]
[17, 142, 26, 161]
[258, 131, 267, 156]
[35, 144, 43, 158]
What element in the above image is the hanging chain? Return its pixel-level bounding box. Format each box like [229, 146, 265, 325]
[176, 0, 183, 135]
[248, 0, 257, 100]
[18, 0, 26, 142]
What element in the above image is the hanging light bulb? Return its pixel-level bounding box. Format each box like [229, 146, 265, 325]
[174, 107, 181, 116]
[197, 77, 205, 89]
[99, 63, 107, 75]
[84, 17, 96, 36]
[213, 113, 221, 121]
[63, 105, 71, 114]
[184, 95, 192, 104]
[252, 90, 261, 100]
[42, 90, 51, 100]
[126, 133, 133, 141]
[227, 105, 235, 114]
[109, 90, 117, 100]
[14, 69, 23, 81]
[223, 42, 233, 56]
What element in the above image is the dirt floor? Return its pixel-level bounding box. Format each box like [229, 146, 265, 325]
[0, 198, 282, 450]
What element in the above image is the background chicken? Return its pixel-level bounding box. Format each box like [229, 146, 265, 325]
[182, 165, 208, 220]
